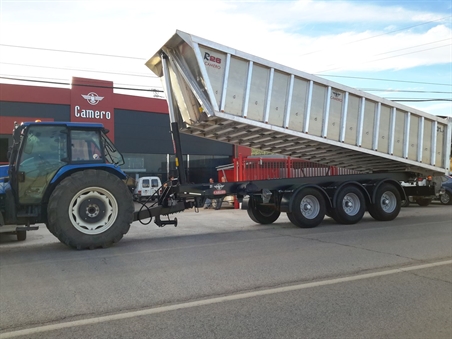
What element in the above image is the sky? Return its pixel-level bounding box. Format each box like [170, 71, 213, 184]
[0, 0, 451, 117]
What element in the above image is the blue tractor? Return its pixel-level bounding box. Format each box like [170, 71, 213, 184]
[0, 121, 135, 249]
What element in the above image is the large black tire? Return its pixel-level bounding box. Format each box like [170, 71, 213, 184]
[416, 198, 432, 207]
[48, 170, 134, 250]
[212, 198, 223, 210]
[440, 191, 452, 205]
[290, 188, 326, 228]
[368, 183, 401, 221]
[16, 231, 27, 241]
[330, 186, 366, 224]
[401, 199, 410, 207]
[247, 198, 280, 224]
[286, 212, 298, 225]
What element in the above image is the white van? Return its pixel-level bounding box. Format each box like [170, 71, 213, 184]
[133, 176, 162, 201]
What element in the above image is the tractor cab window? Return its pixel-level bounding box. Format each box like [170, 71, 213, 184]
[71, 130, 103, 162]
[18, 125, 68, 204]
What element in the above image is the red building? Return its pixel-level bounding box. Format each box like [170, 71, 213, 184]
[0, 77, 250, 183]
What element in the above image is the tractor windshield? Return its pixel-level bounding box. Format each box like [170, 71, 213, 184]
[101, 132, 124, 166]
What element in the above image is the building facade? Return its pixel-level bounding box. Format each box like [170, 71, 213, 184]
[0, 77, 250, 184]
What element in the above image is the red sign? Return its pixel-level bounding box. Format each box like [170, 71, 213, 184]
[71, 77, 115, 141]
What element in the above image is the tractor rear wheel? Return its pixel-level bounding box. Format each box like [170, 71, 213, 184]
[48, 170, 134, 250]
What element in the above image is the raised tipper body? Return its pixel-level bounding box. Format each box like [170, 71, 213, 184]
[146, 30, 451, 177]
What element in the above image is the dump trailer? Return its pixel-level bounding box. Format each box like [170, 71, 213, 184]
[1, 31, 451, 250]
[144, 30, 451, 226]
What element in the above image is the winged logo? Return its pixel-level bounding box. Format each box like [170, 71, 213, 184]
[81, 92, 104, 105]
[214, 183, 225, 190]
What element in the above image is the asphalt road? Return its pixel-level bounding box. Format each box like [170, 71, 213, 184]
[0, 203, 451, 338]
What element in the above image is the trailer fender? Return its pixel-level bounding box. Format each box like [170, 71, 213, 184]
[331, 181, 371, 209]
[235, 182, 261, 198]
[284, 185, 331, 213]
[370, 179, 406, 204]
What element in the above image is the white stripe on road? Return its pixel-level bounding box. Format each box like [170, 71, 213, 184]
[1, 259, 451, 339]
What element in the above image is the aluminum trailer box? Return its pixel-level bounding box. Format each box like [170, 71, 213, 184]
[146, 30, 451, 177]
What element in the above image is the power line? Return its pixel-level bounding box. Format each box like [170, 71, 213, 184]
[0, 43, 146, 60]
[0, 61, 157, 78]
[298, 15, 451, 57]
[0, 76, 164, 93]
[317, 74, 451, 87]
[371, 38, 451, 57]
[3, 76, 451, 102]
[316, 43, 450, 73]
[359, 89, 452, 94]
[390, 98, 452, 102]
[0, 16, 448, 70]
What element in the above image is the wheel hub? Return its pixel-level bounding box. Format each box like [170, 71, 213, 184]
[300, 195, 320, 220]
[341, 193, 361, 216]
[79, 197, 105, 223]
[380, 192, 396, 213]
[69, 188, 118, 234]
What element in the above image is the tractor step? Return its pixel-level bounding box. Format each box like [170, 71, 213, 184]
[16, 212, 39, 218]
[16, 226, 39, 231]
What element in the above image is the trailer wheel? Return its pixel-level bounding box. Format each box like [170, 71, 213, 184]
[331, 186, 366, 224]
[440, 191, 452, 205]
[48, 170, 134, 250]
[16, 231, 26, 241]
[368, 183, 401, 221]
[416, 198, 431, 207]
[247, 198, 280, 224]
[290, 188, 326, 228]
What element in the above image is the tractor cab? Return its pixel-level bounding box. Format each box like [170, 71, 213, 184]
[4, 121, 125, 227]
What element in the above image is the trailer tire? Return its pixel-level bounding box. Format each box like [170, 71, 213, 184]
[16, 230, 26, 241]
[290, 188, 326, 228]
[331, 186, 366, 224]
[368, 183, 401, 221]
[416, 198, 431, 207]
[440, 191, 452, 205]
[48, 170, 134, 250]
[286, 212, 298, 226]
[247, 198, 280, 224]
